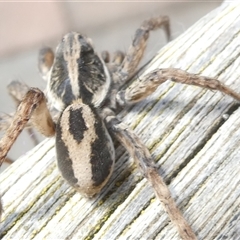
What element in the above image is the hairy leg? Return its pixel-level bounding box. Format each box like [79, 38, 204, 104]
[101, 50, 125, 69]
[0, 88, 55, 219]
[0, 80, 30, 132]
[101, 51, 126, 110]
[117, 68, 240, 105]
[105, 112, 196, 240]
[38, 47, 54, 81]
[101, 51, 110, 63]
[118, 16, 171, 83]
[0, 88, 55, 166]
[0, 82, 59, 132]
[7, 80, 39, 146]
[7, 80, 29, 103]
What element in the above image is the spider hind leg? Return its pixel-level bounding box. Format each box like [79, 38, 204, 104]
[105, 112, 197, 240]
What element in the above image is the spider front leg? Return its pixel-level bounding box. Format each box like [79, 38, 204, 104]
[0, 81, 31, 133]
[105, 113, 197, 240]
[118, 16, 171, 83]
[38, 47, 54, 81]
[0, 82, 59, 133]
[0, 88, 55, 166]
[0, 88, 55, 219]
[117, 68, 240, 105]
[0, 47, 54, 146]
[101, 50, 125, 65]
[7, 80, 40, 147]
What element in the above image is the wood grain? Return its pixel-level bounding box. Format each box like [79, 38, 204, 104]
[0, 2, 240, 239]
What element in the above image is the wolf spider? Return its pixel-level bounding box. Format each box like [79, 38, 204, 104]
[1, 16, 240, 239]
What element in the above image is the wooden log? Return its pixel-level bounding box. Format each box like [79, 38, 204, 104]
[1, 2, 240, 239]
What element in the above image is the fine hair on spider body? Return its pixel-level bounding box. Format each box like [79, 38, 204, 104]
[1, 15, 240, 240]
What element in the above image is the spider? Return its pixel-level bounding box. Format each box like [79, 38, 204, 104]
[1, 16, 240, 240]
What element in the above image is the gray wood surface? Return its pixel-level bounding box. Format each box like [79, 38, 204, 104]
[0, 2, 240, 239]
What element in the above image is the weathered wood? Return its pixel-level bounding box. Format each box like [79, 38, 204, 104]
[1, 2, 240, 239]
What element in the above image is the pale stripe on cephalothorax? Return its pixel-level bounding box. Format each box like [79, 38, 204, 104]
[46, 32, 112, 111]
[63, 33, 81, 99]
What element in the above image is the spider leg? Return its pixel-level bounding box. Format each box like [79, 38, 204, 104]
[0, 88, 54, 220]
[38, 47, 54, 81]
[0, 88, 54, 219]
[0, 81, 59, 132]
[0, 88, 55, 166]
[101, 50, 110, 63]
[7, 80, 29, 103]
[0, 113, 15, 132]
[7, 80, 40, 146]
[0, 80, 30, 132]
[105, 112, 196, 240]
[101, 50, 125, 68]
[118, 16, 171, 83]
[4, 157, 13, 164]
[117, 68, 240, 105]
[101, 51, 126, 110]
[112, 50, 125, 66]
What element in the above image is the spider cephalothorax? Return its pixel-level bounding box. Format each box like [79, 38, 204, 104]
[1, 16, 240, 240]
[48, 32, 111, 111]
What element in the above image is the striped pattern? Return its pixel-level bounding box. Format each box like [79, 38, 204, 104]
[56, 100, 115, 197]
[47, 32, 111, 111]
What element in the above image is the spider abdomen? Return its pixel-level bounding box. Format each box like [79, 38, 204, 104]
[55, 100, 115, 197]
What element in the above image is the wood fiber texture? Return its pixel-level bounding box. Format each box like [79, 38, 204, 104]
[0, 2, 240, 239]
